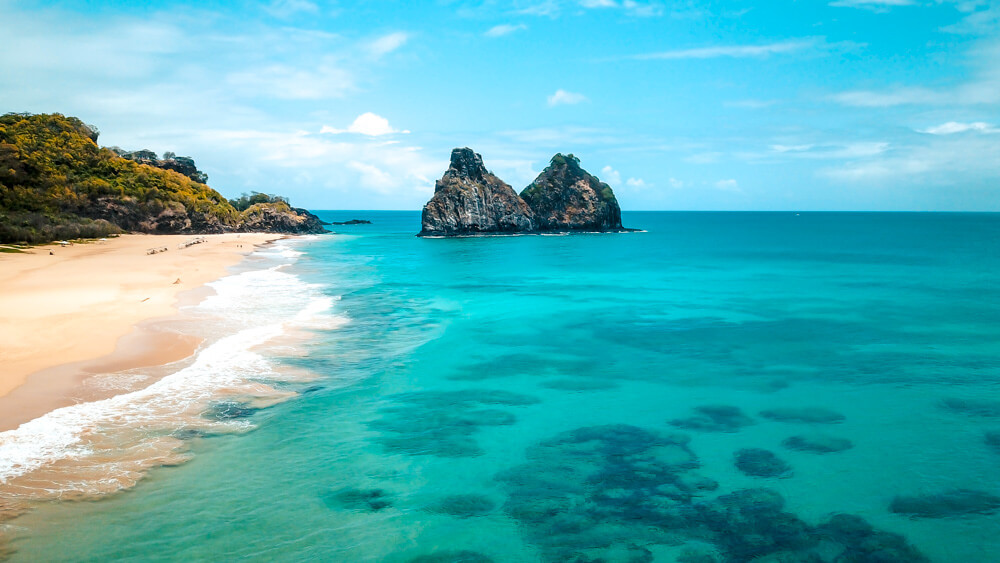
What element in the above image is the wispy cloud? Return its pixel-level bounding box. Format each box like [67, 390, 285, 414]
[485, 23, 527, 37]
[227, 62, 353, 100]
[829, 0, 915, 13]
[616, 39, 820, 61]
[366, 32, 409, 58]
[601, 165, 647, 188]
[547, 89, 587, 106]
[265, 0, 320, 18]
[920, 121, 999, 134]
[321, 113, 409, 136]
[715, 179, 741, 192]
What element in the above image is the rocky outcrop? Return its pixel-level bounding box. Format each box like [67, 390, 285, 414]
[419, 148, 536, 236]
[78, 197, 326, 235]
[418, 149, 629, 236]
[520, 153, 623, 232]
[238, 203, 327, 234]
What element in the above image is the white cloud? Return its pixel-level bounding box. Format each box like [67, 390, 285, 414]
[227, 62, 353, 100]
[766, 142, 889, 159]
[517, 0, 662, 17]
[668, 177, 684, 189]
[265, 0, 319, 17]
[833, 38, 1000, 107]
[516, 1, 561, 17]
[348, 161, 395, 190]
[832, 87, 944, 107]
[725, 99, 779, 109]
[821, 133, 1000, 187]
[829, 0, 915, 12]
[366, 32, 409, 58]
[321, 113, 409, 136]
[600, 165, 646, 188]
[715, 179, 741, 192]
[920, 121, 999, 134]
[601, 165, 622, 184]
[621, 40, 818, 61]
[771, 144, 815, 153]
[686, 152, 722, 164]
[485, 24, 527, 37]
[547, 89, 588, 106]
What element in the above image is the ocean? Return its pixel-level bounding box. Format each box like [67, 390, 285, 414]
[2, 211, 999, 562]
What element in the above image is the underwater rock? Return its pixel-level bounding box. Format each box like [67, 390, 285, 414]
[817, 514, 930, 562]
[370, 389, 536, 458]
[940, 397, 1000, 417]
[693, 488, 815, 561]
[408, 550, 494, 563]
[322, 487, 393, 512]
[670, 405, 755, 433]
[497, 424, 705, 561]
[426, 494, 496, 518]
[733, 448, 793, 478]
[497, 425, 931, 563]
[205, 401, 258, 420]
[782, 434, 853, 454]
[759, 408, 845, 424]
[889, 489, 1000, 518]
[540, 378, 619, 391]
[985, 431, 1000, 454]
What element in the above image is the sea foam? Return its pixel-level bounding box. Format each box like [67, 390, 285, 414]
[0, 239, 338, 499]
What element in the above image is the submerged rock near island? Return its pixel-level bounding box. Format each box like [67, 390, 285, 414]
[418, 148, 629, 236]
[419, 148, 535, 236]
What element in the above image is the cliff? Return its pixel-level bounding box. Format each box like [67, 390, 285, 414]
[521, 153, 623, 232]
[0, 113, 327, 243]
[418, 148, 628, 236]
[419, 148, 535, 236]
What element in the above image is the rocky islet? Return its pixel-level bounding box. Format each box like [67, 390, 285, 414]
[419, 148, 629, 236]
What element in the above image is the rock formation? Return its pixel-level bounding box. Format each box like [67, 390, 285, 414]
[520, 153, 623, 232]
[419, 148, 629, 236]
[419, 148, 535, 236]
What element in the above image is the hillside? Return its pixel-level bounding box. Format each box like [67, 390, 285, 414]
[0, 113, 325, 243]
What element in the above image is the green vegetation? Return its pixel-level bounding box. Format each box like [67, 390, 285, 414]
[229, 192, 289, 211]
[0, 113, 320, 243]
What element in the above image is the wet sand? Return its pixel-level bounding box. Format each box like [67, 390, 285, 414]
[0, 233, 284, 431]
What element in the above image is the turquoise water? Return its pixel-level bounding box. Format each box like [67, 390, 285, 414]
[5, 212, 1000, 562]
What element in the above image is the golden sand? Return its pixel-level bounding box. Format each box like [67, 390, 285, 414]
[0, 233, 283, 431]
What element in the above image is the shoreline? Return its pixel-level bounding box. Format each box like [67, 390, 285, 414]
[0, 233, 286, 432]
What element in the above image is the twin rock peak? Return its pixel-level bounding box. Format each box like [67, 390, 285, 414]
[419, 148, 629, 236]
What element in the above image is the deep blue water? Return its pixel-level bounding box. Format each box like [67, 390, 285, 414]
[6, 211, 1000, 562]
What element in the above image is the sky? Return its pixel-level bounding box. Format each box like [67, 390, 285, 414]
[2, 0, 999, 211]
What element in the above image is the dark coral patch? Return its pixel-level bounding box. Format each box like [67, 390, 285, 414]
[889, 489, 1000, 518]
[734, 449, 793, 478]
[408, 550, 494, 563]
[759, 408, 845, 424]
[670, 405, 755, 433]
[321, 487, 393, 512]
[782, 434, 853, 454]
[426, 494, 496, 518]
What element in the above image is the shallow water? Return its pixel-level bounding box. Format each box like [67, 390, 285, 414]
[3, 211, 1000, 562]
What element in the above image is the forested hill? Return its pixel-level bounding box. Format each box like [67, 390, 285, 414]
[0, 113, 326, 243]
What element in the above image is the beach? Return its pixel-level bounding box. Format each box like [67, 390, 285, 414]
[0, 233, 283, 432]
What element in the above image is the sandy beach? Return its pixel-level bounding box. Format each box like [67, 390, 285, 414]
[0, 233, 283, 431]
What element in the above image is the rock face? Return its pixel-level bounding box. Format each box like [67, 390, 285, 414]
[419, 148, 535, 236]
[520, 153, 623, 232]
[418, 149, 630, 236]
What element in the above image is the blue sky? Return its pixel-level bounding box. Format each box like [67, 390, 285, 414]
[2, 0, 999, 210]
